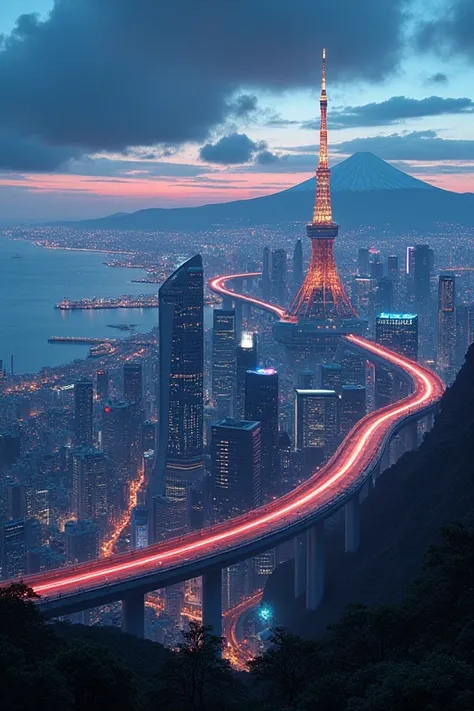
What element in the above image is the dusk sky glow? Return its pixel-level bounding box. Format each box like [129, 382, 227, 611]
[1, 0, 474, 220]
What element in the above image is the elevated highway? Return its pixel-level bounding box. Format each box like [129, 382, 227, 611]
[4, 273, 444, 638]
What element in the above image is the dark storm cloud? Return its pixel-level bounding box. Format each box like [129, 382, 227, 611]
[301, 96, 474, 130]
[0, 131, 81, 171]
[427, 73, 448, 85]
[199, 133, 272, 165]
[335, 131, 474, 161]
[417, 0, 474, 62]
[0, 0, 409, 170]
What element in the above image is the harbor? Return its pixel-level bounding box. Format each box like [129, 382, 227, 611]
[54, 294, 159, 310]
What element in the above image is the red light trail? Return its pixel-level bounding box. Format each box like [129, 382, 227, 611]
[10, 274, 444, 605]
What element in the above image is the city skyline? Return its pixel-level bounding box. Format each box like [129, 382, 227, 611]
[0, 0, 473, 220]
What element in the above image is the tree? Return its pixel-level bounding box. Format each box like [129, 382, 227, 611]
[150, 622, 243, 711]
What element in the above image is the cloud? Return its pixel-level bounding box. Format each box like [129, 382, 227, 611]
[417, 0, 474, 62]
[302, 96, 474, 130]
[200, 133, 274, 165]
[427, 72, 448, 84]
[0, 0, 409, 170]
[334, 130, 474, 161]
[229, 94, 258, 117]
[0, 131, 81, 171]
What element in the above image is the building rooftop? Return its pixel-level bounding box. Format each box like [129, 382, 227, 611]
[377, 313, 418, 320]
[215, 418, 261, 431]
[295, 389, 338, 397]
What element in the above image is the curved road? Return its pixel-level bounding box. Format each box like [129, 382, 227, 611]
[7, 273, 444, 611]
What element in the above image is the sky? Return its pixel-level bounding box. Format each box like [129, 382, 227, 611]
[0, 0, 474, 221]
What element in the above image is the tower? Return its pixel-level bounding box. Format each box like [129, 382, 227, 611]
[212, 309, 236, 417]
[289, 50, 356, 322]
[235, 332, 257, 420]
[437, 274, 456, 382]
[74, 379, 93, 448]
[245, 369, 279, 500]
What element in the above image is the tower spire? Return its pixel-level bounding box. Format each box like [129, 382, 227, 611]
[313, 47, 332, 223]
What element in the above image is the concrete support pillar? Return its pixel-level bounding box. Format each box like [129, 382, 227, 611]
[404, 421, 418, 451]
[359, 477, 373, 503]
[306, 521, 325, 611]
[234, 302, 242, 341]
[222, 296, 233, 311]
[294, 533, 306, 599]
[202, 568, 222, 638]
[425, 412, 434, 431]
[345, 495, 360, 553]
[122, 590, 145, 638]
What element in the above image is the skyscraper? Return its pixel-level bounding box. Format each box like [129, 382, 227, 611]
[123, 362, 143, 410]
[320, 362, 343, 394]
[154, 255, 204, 525]
[64, 520, 99, 563]
[235, 332, 257, 420]
[95, 370, 109, 402]
[262, 246, 271, 300]
[340, 386, 366, 437]
[375, 313, 418, 361]
[437, 274, 456, 382]
[1, 518, 40, 580]
[271, 248, 288, 305]
[293, 238, 304, 295]
[245, 369, 279, 499]
[414, 244, 432, 313]
[212, 310, 236, 416]
[71, 448, 108, 525]
[131, 506, 149, 549]
[294, 389, 340, 460]
[358, 248, 370, 277]
[210, 419, 261, 522]
[74, 379, 93, 447]
[374, 277, 393, 313]
[102, 401, 133, 475]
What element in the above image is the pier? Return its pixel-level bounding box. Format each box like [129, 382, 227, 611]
[48, 337, 117, 345]
[54, 294, 159, 310]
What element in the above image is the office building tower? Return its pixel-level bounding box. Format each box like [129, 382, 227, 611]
[102, 401, 133, 475]
[28, 488, 50, 526]
[212, 310, 236, 416]
[387, 255, 399, 279]
[245, 369, 279, 499]
[271, 248, 288, 305]
[375, 277, 393, 313]
[320, 362, 343, 394]
[154, 255, 204, 524]
[1, 518, 40, 580]
[27, 546, 64, 575]
[210, 419, 261, 522]
[151, 494, 188, 542]
[414, 244, 432, 313]
[295, 389, 340, 460]
[142, 420, 156, 455]
[352, 277, 376, 319]
[74, 379, 93, 447]
[370, 255, 384, 281]
[131, 506, 149, 549]
[375, 313, 418, 360]
[406, 246, 415, 275]
[7, 484, 27, 520]
[64, 520, 99, 563]
[235, 332, 257, 420]
[340, 348, 366, 386]
[71, 448, 108, 524]
[293, 238, 304, 294]
[340, 386, 366, 437]
[387, 255, 400, 309]
[96, 370, 109, 402]
[374, 366, 394, 409]
[123, 362, 143, 410]
[0, 433, 20, 465]
[358, 248, 370, 277]
[437, 274, 456, 382]
[262, 246, 271, 300]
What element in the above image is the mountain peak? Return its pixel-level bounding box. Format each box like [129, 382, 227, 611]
[288, 152, 434, 193]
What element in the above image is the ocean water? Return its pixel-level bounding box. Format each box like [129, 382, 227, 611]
[0, 236, 163, 373]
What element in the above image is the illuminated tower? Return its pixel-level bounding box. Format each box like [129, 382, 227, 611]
[289, 50, 356, 322]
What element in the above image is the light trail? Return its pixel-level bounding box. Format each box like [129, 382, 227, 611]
[9, 274, 444, 603]
[223, 591, 263, 670]
[101, 468, 146, 557]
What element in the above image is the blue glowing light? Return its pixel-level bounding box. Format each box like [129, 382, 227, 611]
[259, 604, 273, 622]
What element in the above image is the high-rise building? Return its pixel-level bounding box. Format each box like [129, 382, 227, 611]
[370, 255, 384, 281]
[320, 362, 343, 394]
[297, 368, 314, 390]
[1, 518, 41, 580]
[437, 274, 456, 382]
[64, 520, 99, 563]
[151, 494, 188, 542]
[340, 386, 366, 437]
[210, 419, 261, 522]
[71, 448, 108, 525]
[102, 401, 133, 475]
[131, 506, 149, 549]
[271, 249, 288, 305]
[358, 248, 370, 277]
[293, 238, 304, 295]
[262, 246, 271, 300]
[74, 379, 93, 447]
[294, 389, 340, 459]
[123, 362, 143, 410]
[154, 255, 204, 526]
[374, 278, 393, 313]
[375, 313, 418, 360]
[96, 370, 109, 402]
[245, 369, 279, 499]
[414, 244, 432, 313]
[340, 348, 366, 386]
[7, 484, 27, 520]
[352, 277, 376, 319]
[141, 420, 156, 455]
[235, 332, 257, 420]
[406, 246, 415, 275]
[212, 310, 236, 416]
[387, 255, 399, 279]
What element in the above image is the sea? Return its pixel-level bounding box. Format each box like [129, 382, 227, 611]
[0, 235, 208, 374]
